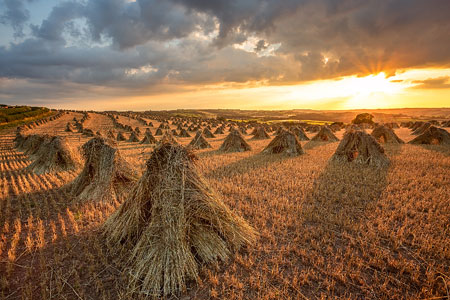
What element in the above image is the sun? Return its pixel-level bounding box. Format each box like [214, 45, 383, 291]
[346, 72, 400, 96]
[277, 71, 408, 109]
[339, 72, 407, 109]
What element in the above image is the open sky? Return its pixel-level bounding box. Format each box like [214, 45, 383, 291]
[1, 0, 449, 110]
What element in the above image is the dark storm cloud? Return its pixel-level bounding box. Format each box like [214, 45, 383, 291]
[273, 0, 450, 79]
[83, 0, 211, 49]
[1, 0, 450, 102]
[31, 1, 85, 42]
[411, 77, 450, 90]
[171, 0, 304, 46]
[0, 38, 171, 85]
[0, 0, 33, 37]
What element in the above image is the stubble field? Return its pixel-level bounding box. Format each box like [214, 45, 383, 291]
[0, 112, 449, 300]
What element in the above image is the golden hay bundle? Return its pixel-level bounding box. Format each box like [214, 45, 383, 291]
[82, 128, 95, 137]
[19, 134, 51, 158]
[410, 121, 424, 131]
[329, 123, 343, 132]
[128, 131, 140, 143]
[140, 132, 157, 144]
[13, 132, 26, 149]
[65, 122, 74, 132]
[71, 137, 138, 203]
[306, 124, 320, 133]
[412, 122, 431, 135]
[408, 126, 450, 145]
[346, 124, 364, 132]
[371, 125, 404, 144]
[107, 129, 116, 140]
[331, 130, 389, 167]
[262, 130, 304, 156]
[158, 131, 179, 145]
[188, 131, 211, 149]
[104, 143, 256, 297]
[274, 126, 286, 135]
[27, 136, 81, 174]
[219, 129, 251, 152]
[117, 132, 126, 141]
[76, 124, 84, 133]
[178, 128, 191, 137]
[202, 128, 215, 138]
[290, 126, 310, 141]
[310, 126, 339, 142]
[214, 126, 224, 134]
[251, 126, 270, 140]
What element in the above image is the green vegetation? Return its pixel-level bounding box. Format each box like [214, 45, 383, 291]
[173, 112, 205, 118]
[0, 105, 54, 130]
[299, 119, 333, 125]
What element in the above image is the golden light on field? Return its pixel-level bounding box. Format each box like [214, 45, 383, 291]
[2, 109, 449, 299]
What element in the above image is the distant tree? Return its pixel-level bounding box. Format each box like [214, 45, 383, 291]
[352, 113, 374, 124]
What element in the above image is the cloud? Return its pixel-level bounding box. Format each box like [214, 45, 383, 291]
[254, 39, 268, 52]
[84, 0, 210, 49]
[172, 0, 303, 46]
[411, 76, 450, 89]
[1, 0, 450, 105]
[31, 1, 85, 42]
[0, 0, 32, 37]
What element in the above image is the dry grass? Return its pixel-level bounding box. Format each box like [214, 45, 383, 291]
[0, 116, 449, 299]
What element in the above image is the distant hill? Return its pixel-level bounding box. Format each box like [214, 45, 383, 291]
[139, 108, 450, 124]
[0, 105, 55, 129]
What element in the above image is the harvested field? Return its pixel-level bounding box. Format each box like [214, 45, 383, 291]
[2, 1, 450, 297]
[0, 116, 449, 300]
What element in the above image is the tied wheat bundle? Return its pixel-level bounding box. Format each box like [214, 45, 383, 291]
[27, 136, 81, 174]
[310, 126, 339, 142]
[71, 137, 137, 203]
[331, 130, 389, 167]
[371, 125, 404, 144]
[140, 132, 157, 144]
[290, 126, 310, 141]
[262, 130, 304, 156]
[219, 128, 251, 152]
[409, 126, 450, 145]
[188, 131, 211, 149]
[251, 126, 270, 140]
[104, 143, 257, 298]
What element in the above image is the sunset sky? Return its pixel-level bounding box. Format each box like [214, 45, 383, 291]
[1, 0, 449, 110]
